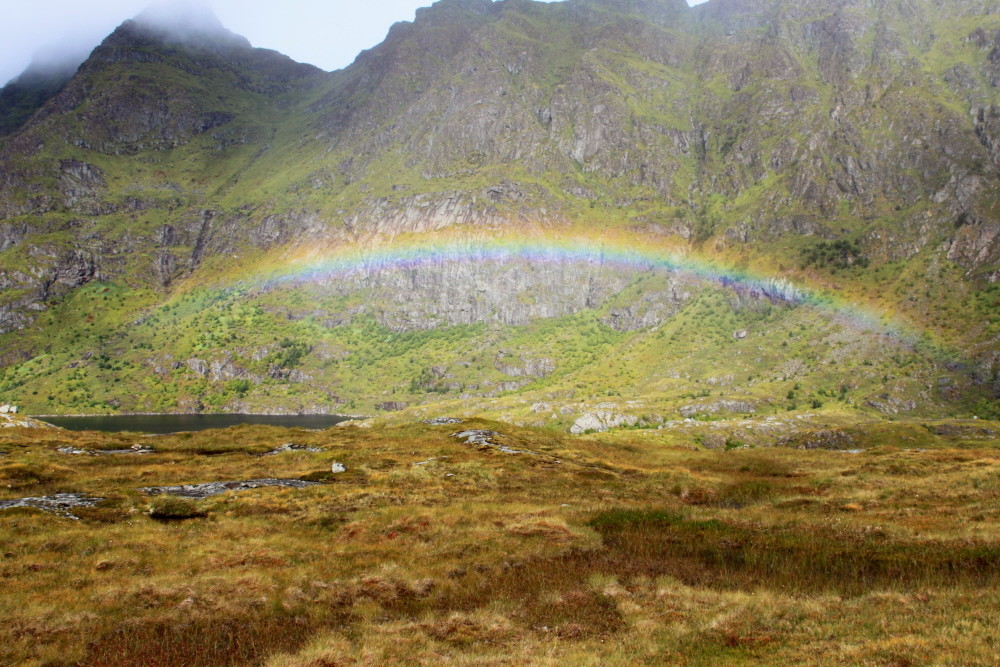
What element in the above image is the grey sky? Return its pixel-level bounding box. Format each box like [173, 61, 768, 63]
[0, 0, 709, 86]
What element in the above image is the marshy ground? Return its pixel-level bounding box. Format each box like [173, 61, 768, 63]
[1, 417, 999, 665]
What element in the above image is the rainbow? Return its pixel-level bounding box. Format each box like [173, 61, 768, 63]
[233, 229, 916, 341]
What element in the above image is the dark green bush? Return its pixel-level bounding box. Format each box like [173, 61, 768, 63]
[149, 497, 206, 520]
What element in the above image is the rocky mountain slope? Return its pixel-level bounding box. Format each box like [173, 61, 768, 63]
[0, 0, 997, 425]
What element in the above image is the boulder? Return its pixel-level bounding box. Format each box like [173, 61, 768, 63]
[452, 430, 529, 454]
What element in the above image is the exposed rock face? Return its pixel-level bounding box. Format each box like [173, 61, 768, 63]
[570, 412, 639, 434]
[452, 429, 530, 454]
[0, 493, 104, 519]
[864, 396, 918, 415]
[186, 359, 209, 376]
[58, 160, 105, 209]
[495, 352, 555, 378]
[604, 280, 693, 331]
[679, 400, 756, 418]
[279, 253, 693, 332]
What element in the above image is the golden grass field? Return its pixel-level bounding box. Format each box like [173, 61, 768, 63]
[1, 417, 999, 666]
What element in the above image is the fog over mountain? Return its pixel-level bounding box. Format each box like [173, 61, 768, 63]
[0, 0, 588, 86]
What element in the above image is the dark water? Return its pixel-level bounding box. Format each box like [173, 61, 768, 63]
[40, 414, 353, 434]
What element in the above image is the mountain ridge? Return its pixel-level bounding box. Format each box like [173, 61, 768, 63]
[0, 0, 997, 423]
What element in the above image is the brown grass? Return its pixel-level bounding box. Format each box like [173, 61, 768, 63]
[79, 613, 328, 667]
[0, 418, 998, 665]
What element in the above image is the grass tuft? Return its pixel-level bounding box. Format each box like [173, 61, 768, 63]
[148, 497, 208, 521]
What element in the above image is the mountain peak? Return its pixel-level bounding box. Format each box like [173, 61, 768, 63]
[134, 0, 227, 37]
[123, 0, 252, 52]
[91, 0, 251, 61]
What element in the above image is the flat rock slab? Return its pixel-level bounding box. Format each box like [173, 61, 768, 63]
[58, 446, 154, 456]
[414, 456, 449, 466]
[452, 430, 530, 455]
[264, 443, 323, 456]
[1, 414, 52, 429]
[423, 417, 464, 425]
[139, 479, 319, 498]
[0, 493, 105, 520]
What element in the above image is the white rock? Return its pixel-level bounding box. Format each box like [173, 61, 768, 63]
[569, 411, 639, 435]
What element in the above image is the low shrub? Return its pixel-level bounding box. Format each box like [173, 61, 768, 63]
[148, 496, 206, 521]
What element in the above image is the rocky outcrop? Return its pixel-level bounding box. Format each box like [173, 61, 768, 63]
[139, 479, 318, 498]
[301, 253, 650, 331]
[0, 222, 29, 251]
[264, 443, 323, 456]
[452, 429, 530, 454]
[184, 356, 256, 383]
[946, 212, 1000, 268]
[570, 412, 639, 434]
[0, 493, 104, 519]
[604, 284, 692, 332]
[0, 411, 53, 430]
[58, 160, 105, 209]
[0, 299, 35, 335]
[679, 400, 756, 418]
[864, 395, 917, 415]
[494, 352, 555, 378]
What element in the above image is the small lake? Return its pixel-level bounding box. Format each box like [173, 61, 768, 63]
[40, 414, 353, 434]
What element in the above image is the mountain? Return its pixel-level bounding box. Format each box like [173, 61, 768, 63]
[0, 0, 997, 426]
[0, 59, 81, 138]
